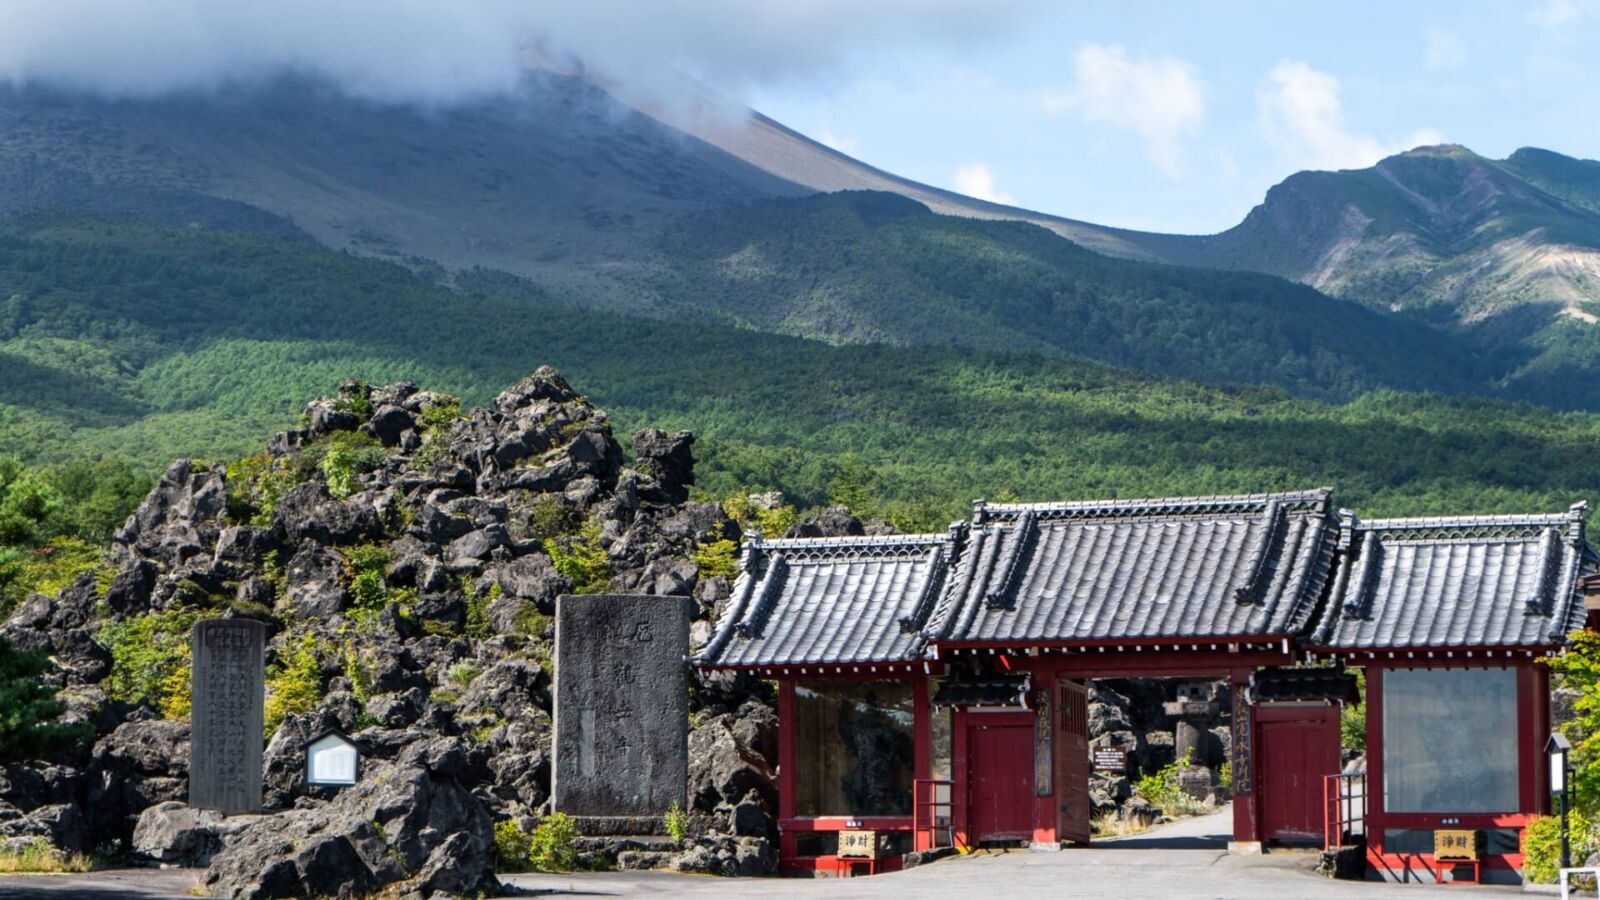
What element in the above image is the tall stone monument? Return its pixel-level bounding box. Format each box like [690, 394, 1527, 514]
[553, 594, 692, 817]
[189, 618, 265, 814]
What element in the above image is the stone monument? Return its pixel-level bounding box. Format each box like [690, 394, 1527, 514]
[553, 594, 692, 817]
[189, 618, 265, 814]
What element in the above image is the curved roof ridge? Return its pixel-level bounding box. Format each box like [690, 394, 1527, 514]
[756, 532, 953, 552]
[977, 487, 1331, 521]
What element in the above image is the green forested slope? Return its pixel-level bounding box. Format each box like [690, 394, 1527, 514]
[648, 191, 1484, 400]
[2, 215, 1600, 533]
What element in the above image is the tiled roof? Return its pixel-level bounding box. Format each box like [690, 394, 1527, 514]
[694, 532, 956, 668]
[1309, 504, 1590, 650]
[922, 489, 1337, 646]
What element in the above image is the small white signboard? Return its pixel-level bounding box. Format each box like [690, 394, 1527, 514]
[305, 732, 359, 787]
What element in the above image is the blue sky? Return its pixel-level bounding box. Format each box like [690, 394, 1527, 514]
[747, 1, 1600, 234]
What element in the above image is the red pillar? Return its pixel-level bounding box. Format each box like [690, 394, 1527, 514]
[1229, 667, 1259, 848]
[1364, 665, 1385, 858]
[913, 676, 933, 851]
[777, 679, 797, 862]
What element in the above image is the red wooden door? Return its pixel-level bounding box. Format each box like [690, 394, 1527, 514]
[1056, 680, 1092, 844]
[968, 717, 1034, 842]
[1257, 704, 1341, 844]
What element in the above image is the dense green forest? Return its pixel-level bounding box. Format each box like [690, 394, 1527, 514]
[3, 214, 1600, 551]
[648, 191, 1487, 401]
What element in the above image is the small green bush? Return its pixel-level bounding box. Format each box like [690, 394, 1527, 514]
[1134, 750, 1208, 817]
[495, 815, 582, 873]
[447, 662, 479, 688]
[0, 638, 92, 763]
[100, 608, 201, 719]
[693, 538, 738, 579]
[1341, 669, 1366, 751]
[264, 632, 323, 738]
[664, 801, 688, 843]
[1523, 811, 1598, 883]
[529, 813, 582, 871]
[548, 521, 609, 594]
[308, 432, 386, 500]
[526, 494, 577, 541]
[720, 493, 796, 539]
[343, 544, 390, 612]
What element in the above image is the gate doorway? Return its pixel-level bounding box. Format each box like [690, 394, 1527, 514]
[1257, 703, 1341, 844]
[965, 712, 1034, 843]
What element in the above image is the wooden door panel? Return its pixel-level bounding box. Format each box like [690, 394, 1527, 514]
[969, 721, 1034, 842]
[1258, 705, 1341, 844]
[1057, 680, 1092, 844]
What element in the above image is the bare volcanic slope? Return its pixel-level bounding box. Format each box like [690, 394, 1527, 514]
[0, 74, 809, 308]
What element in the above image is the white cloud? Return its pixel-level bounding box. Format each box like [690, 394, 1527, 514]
[0, 0, 1034, 103]
[952, 161, 1014, 204]
[1528, 0, 1589, 27]
[1256, 60, 1443, 172]
[815, 126, 859, 156]
[1424, 27, 1466, 70]
[1041, 43, 1206, 178]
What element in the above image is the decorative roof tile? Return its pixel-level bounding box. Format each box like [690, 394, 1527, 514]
[924, 489, 1336, 646]
[1309, 503, 1590, 650]
[694, 531, 958, 668]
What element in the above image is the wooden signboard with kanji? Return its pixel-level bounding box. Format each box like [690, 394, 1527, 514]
[838, 830, 879, 859]
[1433, 829, 1480, 861]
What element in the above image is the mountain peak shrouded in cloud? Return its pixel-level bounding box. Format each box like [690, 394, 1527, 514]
[0, 0, 1027, 104]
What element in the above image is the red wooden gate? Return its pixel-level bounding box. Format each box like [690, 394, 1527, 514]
[1257, 703, 1341, 844]
[1056, 680, 1092, 844]
[967, 714, 1034, 842]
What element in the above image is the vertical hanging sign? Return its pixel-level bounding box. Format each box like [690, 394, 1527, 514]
[1034, 687, 1053, 796]
[1231, 688, 1253, 794]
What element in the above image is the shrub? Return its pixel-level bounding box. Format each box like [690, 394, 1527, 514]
[264, 632, 323, 738]
[720, 493, 796, 539]
[1523, 811, 1598, 883]
[305, 432, 386, 500]
[344, 544, 390, 611]
[446, 662, 479, 688]
[528, 813, 582, 871]
[341, 640, 375, 704]
[494, 819, 531, 872]
[1341, 669, 1366, 751]
[226, 453, 298, 526]
[664, 801, 688, 843]
[693, 537, 738, 579]
[0, 638, 92, 763]
[526, 494, 577, 542]
[494, 813, 585, 872]
[100, 608, 200, 718]
[1134, 751, 1208, 818]
[2, 537, 104, 616]
[547, 521, 609, 594]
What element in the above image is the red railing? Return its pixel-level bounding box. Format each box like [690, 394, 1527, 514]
[913, 779, 956, 851]
[1324, 772, 1367, 850]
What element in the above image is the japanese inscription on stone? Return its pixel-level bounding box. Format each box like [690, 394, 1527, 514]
[189, 618, 264, 814]
[553, 594, 692, 816]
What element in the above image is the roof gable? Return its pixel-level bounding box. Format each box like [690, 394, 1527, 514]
[1310, 504, 1590, 650]
[923, 489, 1336, 646]
[694, 532, 956, 668]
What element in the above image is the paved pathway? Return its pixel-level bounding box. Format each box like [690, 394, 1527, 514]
[0, 810, 1535, 899]
[503, 809, 1531, 899]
